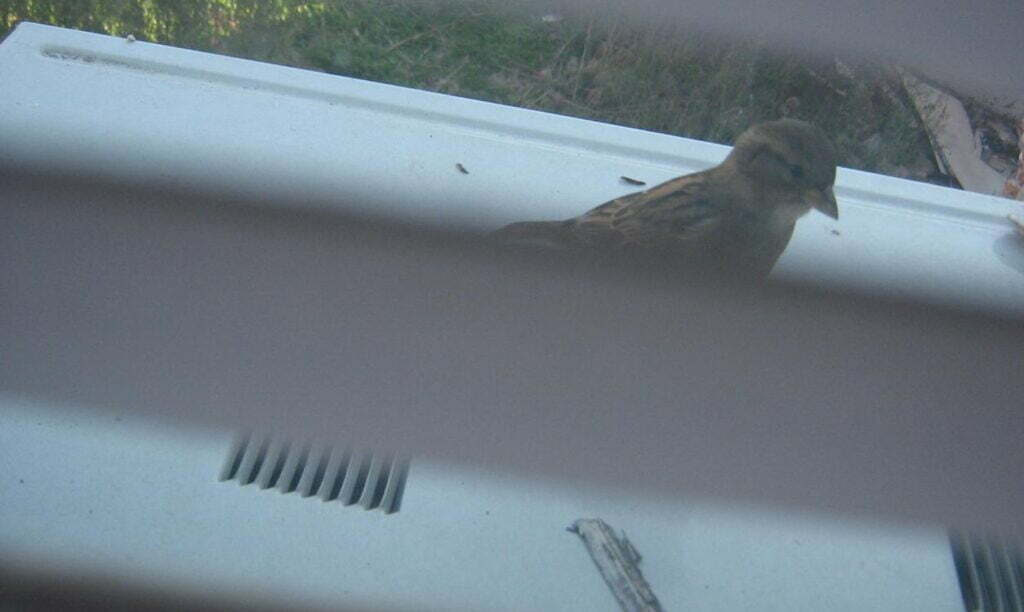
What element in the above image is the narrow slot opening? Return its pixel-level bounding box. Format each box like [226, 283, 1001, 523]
[307, 448, 330, 496]
[323, 449, 351, 502]
[264, 440, 290, 489]
[285, 444, 311, 493]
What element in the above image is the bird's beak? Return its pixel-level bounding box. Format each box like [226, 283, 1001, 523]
[804, 186, 839, 219]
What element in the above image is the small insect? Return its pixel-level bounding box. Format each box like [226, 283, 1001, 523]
[830, 229, 841, 236]
[455, 163, 469, 174]
[620, 176, 646, 186]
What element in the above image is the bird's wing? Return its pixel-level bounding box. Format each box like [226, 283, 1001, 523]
[571, 172, 725, 249]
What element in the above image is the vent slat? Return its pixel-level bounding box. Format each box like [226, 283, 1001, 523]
[218, 432, 250, 482]
[379, 457, 409, 514]
[278, 441, 307, 494]
[998, 542, 1024, 609]
[359, 453, 388, 510]
[221, 437, 406, 514]
[952, 531, 1024, 612]
[319, 447, 348, 502]
[236, 434, 269, 485]
[338, 449, 368, 506]
[357, 454, 383, 509]
[256, 438, 289, 490]
[297, 442, 330, 498]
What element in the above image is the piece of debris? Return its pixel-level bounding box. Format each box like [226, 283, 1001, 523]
[1002, 122, 1024, 200]
[900, 70, 1005, 196]
[567, 518, 663, 612]
[126, 34, 136, 43]
[1010, 214, 1024, 237]
[455, 163, 469, 174]
[830, 229, 841, 236]
[1004, 160, 1024, 200]
[620, 176, 646, 186]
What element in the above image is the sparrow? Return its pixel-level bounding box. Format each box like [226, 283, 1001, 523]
[493, 119, 839, 279]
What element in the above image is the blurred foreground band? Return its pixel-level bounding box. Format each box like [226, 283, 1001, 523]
[2, 167, 1021, 537]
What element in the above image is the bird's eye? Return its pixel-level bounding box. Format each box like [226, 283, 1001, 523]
[789, 164, 805, 180]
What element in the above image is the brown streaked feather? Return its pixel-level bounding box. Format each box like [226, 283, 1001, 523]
[572, 170, 725, 250]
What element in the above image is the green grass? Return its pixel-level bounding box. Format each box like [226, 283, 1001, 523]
[2, 0, 957, 181]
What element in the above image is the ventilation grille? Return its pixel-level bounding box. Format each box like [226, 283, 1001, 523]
[219, 434, 409, 514]
[951, 530, 1024, 612]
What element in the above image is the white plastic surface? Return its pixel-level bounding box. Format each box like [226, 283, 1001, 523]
[0, 21, 1004, 610]
[1, 22, 1022, 315]
[0, 396, 964, 611]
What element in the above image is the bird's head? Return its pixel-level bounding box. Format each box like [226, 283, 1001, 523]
[727, 119, 839, 220]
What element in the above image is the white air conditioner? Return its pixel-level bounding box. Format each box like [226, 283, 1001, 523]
[3, 22, 1021, 611]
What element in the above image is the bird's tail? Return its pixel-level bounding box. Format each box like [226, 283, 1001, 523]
[491, 221, 574, 251]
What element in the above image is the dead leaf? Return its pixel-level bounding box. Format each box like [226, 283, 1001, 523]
[900, 70, 1005, 195]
